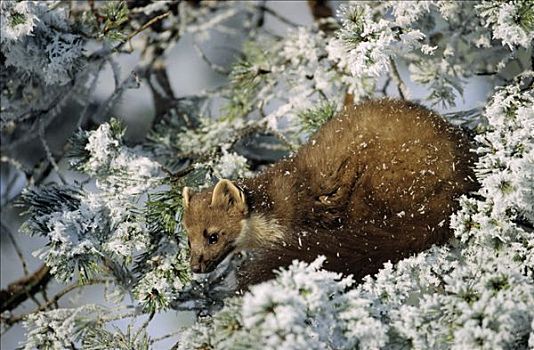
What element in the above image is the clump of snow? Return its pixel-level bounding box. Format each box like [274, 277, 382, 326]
[1, 1, 85, 86]
[476, 1, 534, 49]
[326, 3, 427, 78]
[179, 257, 387, 349]
[22, 307, 93, 350]
[0, 2, 38, 43]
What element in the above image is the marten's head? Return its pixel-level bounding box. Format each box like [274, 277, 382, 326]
[182, 179, 248, 274]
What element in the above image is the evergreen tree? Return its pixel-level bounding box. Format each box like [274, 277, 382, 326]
[1, 1, 532, 349]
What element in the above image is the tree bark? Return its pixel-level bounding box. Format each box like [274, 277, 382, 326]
[0, 264, 51, 313]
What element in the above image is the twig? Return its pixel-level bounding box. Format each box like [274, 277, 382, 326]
[29, 294, 42, 309]
[127, 12, 170, 43]
[166, 163, 195, 182]
[252, 4, 299, 28]
[378, 77, 392, 96]
[1, 279, 108, 328]
[0, 168, 20, 206]
[0, 156, 31, 175]
[150, 329, 183, 345]
[119, 11, 171, 53]
[108, 57, 122, 89]
[2, 223, 29, 276]
[76, 61, 106, 130]
[185, 7, 241, 35]
[0, 153, 65, 209]
[29, 160, 55, 187]
[145, 59, 179, 126]
[307, 0, 333, 19]
[99, 310, 141, 323]
[93, 69, 140, 121]
[0, 156, 30, 206]
[248, 0, 267, 38]
[193, 40, 231, 75]
[38, 119, 68, 185]
[88, 0, 103, 24]
[40, 288, 57, 310]
[389, 58, 409, 100]
[0, 90, 65, 152]
[1, 60, 99, 153]
[1, 223, 44, 318]
[133, 310, 155, 343]
[38, 279, 107, 312]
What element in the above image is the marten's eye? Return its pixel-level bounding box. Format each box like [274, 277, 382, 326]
[207, 233, 219, 245]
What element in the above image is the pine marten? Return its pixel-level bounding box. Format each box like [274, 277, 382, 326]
[182, 99, 477, 289]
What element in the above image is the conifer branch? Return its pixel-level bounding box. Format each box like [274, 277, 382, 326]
[0, 264, 51, 314]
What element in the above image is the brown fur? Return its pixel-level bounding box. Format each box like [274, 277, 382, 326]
[182, 99, 477, 289]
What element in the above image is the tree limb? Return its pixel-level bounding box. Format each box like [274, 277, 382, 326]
[145, 58, 178, 126]
[0, 264, 51, 314]
[1, 279, 107, 329]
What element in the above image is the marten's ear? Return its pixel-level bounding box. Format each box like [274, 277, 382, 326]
[211, 179, 247, 213]
[182, 186, 192, 209]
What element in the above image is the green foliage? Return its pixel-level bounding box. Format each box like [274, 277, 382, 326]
[133, 179, 192, 313]
[108, 117, 127, 139]
[18, 185, 111, 282]
[9, 11, 26, 27]
[102, 1, 129, 41]
[298, 102, 337, 133]
[18, 185, 83, 241]
[146, 187, 183, 237]
[67, 129, 93, 170]
[517, 0, 534, 31]
[142, 179, 187, 250]
[82, 324, 150, 350]
[338, 5, 366, 44]
[224, 42, 272, 120]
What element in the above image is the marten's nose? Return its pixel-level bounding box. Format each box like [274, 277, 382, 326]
[191, 254, 204, 273]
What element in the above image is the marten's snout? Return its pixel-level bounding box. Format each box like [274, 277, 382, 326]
[190, 254, 205, 273]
